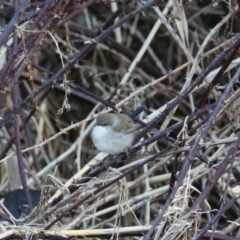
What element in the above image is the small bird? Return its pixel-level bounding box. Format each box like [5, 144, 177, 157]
[91, 113, 140, 154]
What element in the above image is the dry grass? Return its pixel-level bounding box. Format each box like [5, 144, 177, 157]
[1, 0, 240, 239]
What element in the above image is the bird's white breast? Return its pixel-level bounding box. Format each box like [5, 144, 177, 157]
[91, 125, 135, 154]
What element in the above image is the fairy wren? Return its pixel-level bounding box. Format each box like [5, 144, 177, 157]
[91, 113, 140, 154]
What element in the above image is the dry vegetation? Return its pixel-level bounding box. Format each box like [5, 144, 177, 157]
[1, 0, 240, 239]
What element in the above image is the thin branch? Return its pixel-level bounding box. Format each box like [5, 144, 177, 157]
[12, 85, 33, 211]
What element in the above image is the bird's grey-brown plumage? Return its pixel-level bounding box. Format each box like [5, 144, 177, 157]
[96, 113, 139, 133]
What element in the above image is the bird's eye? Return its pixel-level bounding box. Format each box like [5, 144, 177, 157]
[100, 124, 108, 126]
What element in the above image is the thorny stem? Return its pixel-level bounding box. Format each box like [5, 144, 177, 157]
[0, 0, 162, 129]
